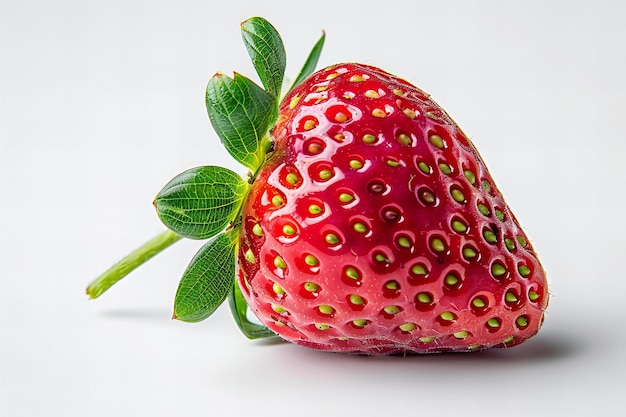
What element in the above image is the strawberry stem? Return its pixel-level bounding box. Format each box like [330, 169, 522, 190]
[86, 229, 182, 299]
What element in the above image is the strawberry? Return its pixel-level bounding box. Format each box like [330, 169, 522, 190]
[87, 17, 548, 355]
[237, 63, 548, 354]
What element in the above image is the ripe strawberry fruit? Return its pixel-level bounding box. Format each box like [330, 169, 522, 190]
[87, 17, 548, 355]
[237, 63, 548, 354]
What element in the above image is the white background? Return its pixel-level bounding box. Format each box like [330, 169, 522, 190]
[2, 0, 625, 416]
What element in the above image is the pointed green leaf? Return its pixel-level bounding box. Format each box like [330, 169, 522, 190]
[288, 31, 326, 93]
[241, 17, 286, 99]
[154, 166, 248, 240]
[206, 72, 274, 170]
[173, 229, 238, 323]
[228, 280, 277, 340]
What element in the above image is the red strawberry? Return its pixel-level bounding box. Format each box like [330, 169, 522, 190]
[237, 63, 548, 354]
[87, 17, 548, 355]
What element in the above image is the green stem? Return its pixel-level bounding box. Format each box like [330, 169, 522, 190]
[86, 229, 182, 299]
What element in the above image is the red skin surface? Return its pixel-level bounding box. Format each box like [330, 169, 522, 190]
[237, 63, 548, 354]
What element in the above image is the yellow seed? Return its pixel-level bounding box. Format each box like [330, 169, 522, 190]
[440, 312, 455, 321]
[252, 223, 263, 237]
[244, 248, 255, 263]
[334, 112, 348, 122]
[308, 204, 322, 215]
[303, 119, 317, 131]
[399, 323, 416, 332]
[383, 305, 401, 315]
[454, 331, 469, 339]
[345, 267, 360, 280]
[419, 336, 435, 343]
[486, 318, 501, 328]
[372, 108, 386, 118]
[393, 89, 404, 96]
[274, 255, 286, 269]
[326, 73, 339, 80]
[349, 159, 363, 169]
[316, 85, 328, 92]
[318, 169, 333, 180]
[318, 305, 335, 315]
[365, 89, 380, 98]
[430, 237, 446, 253]
[282, 224, 295, 235]
[352, 319, 367, 327]
[289, 96, 301, 109]
[429, 134, 444, 149]
[325, 233, 339, 245]
[304, 255, 319, 266]
[315, 323, 330, 330]
[397, 133, 411, 146]
[334, 133, 346, 141]
[286, 173, 300, 185]
[349, 294, 364, 305]
[350, 75, 365, 82]
[271, 304, 286, 314]
[271, 195, 284, 207]
[396, 236, 412, 248]
[343, 92, 355, 100]
[416, 292, 431, 304]
[304, 282, 319, 292]
[272, 282, 284, 295]
[402, 108, 416, 119]
[362, 133, 377, 144]
[339, 192, 354, 203]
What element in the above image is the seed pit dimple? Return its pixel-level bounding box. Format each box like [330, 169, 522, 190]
[325, 104, 352, 123]
[483, 226, 499, 245]
[381, 305, 402, 318]
[408, 262, 430, 285]
[415, 292, 435, 311]
[470, 295, 489, 315]
[437, 311, 456, 325]
[450, 186, 466, 204]
[485, 317, 501, 332]
[300, 282, 320, 299]
[516, 315, 529, 329]
[380, 204, 403, 223]
[341, 265, 362, 287]
[504, 288, 522, 309]
[417, 160, 433, 175]
[429, 134, 445, 149]
[303, 138, 326, 155]
[443, 271, 463, 293]
[416, 186, 438, 206]
[383, 280, 401, 298]
[450, 217, 468, 234]
[348, 154, 365, 170]
[347, 294, 366, 310]
[428, 235, 448, 255]
[518, 263, 532, 277]
[490, 261, 508, 280]
[298, 116, 319, 132]
[337, 188, 358, 207]
[309, 162, 336, 182]
[462, 245, 480, 262]
[368, 179, 390, 195]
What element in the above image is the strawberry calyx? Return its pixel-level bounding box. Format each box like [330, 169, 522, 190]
[86, 17, 325, 338]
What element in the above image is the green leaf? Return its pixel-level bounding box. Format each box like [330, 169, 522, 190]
[228, 280, 277, 339]
[206, 72, 274, 171]
[154, 166, 248, 240]
[288, 31, 326, 93]
[173, 228, 238, 322]
[240, 17, 286, 99]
